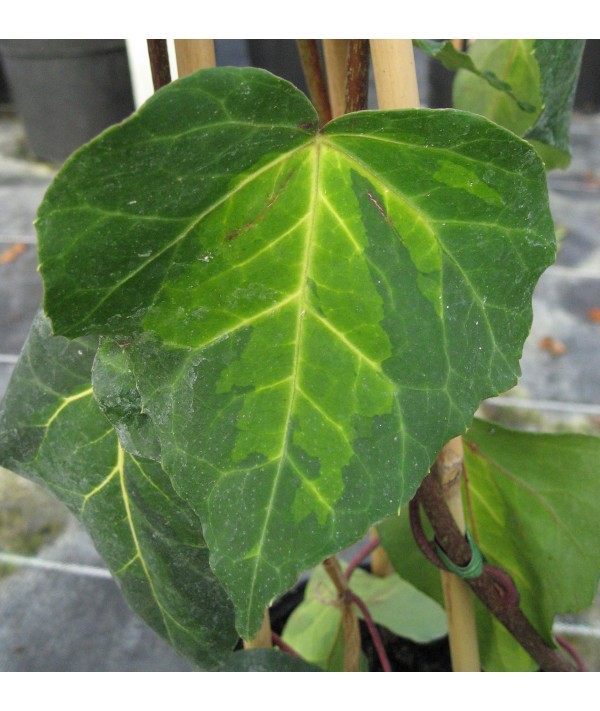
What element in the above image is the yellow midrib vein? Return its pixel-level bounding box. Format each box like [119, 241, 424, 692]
[117, 445, 190, 643]
[244, 140, 322, 633]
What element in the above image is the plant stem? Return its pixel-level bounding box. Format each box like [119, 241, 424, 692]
[322, 40, 349, 119]
[272, 631, 300, 657]
[347, 591, 392, 672]
[556, 635, 587, 671]
[413, 473, 577, 671]
[345, 40, 370, 114]
[432, 437, 481, 672]
[370, 39, 420, 109]
[344, 534, 381, 580]
[146, 40, 171, 91]
[243, 608, 273, 649]
[173, 39, 216, 77]
[323, 556, 361, 671]
[296, 40, 332, 127]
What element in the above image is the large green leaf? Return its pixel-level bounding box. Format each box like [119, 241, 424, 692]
[36, 67, 555, 638]
[453, 40, 584, 170]
[0, 314, 237, 668]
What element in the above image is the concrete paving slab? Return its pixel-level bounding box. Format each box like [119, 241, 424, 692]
[0, 516, 194, 671]
[0, 242, 43, 354]
[0, 363, 14, 400]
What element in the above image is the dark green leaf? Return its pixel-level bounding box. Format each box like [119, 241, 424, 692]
[36, 67, 556, 638]
[524, 40, 585, 168]
[415, 39, 536, 112]
[0, 314, 237, 669]
[223, 648, 322, 671]
[92, 338, 161, 461]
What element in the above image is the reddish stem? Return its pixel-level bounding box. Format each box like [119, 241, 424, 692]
[271, 631, 300, 658]
[347, 591, 392, 672]
[147, 39, 171, 91]
[345, 535, 382, 580]
[296, 40, 332, 126]
[556, 635, 588, 671]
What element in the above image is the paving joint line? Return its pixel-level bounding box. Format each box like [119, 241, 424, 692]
[0, 551, 112, 579]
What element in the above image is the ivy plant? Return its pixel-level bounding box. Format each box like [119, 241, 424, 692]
[0, 40, 596, 671]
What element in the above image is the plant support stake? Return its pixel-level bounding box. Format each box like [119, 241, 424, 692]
[322, 40, 349, 119]
[432, 437, 481, 671]
[174, 39, 216, 76]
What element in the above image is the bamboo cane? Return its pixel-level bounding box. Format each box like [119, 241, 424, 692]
[322, 40, 349, 119]
[174, 39, 216, 77]
[368, 39, 420, 578]
[433, 437, 481, 671]
[370, 39, 420, 109]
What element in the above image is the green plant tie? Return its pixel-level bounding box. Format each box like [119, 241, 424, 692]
[434, 531, 484, 579]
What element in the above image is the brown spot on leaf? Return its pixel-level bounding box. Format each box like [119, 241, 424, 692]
[226, 170, 296, 242]
[367, 191, 387, 220]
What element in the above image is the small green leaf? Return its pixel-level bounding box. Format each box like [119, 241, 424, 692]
[223, 649, 323, 671]
[36, 67, 556, 638]
[351, 567, 447, 641]
[453, 40, 584, 170]
[415, 39, 537, 112]
[281, 593, 345, 671]
[453, 40, 542, 136]
[0, 314, 237, 669]
[283, 562, 446, 668]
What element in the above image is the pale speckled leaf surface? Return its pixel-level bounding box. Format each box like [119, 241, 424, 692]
[36, 68, 555, 638]
[0, 314, 237, 668]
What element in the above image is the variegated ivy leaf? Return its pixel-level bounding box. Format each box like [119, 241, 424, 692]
[36, 67, 555, 637]
[0, 314, 237, 668]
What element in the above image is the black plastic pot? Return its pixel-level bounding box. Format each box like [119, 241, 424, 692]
[0, 39, 134, 163]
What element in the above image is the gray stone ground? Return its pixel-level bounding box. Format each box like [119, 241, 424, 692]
[1, 44, 599, 671]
